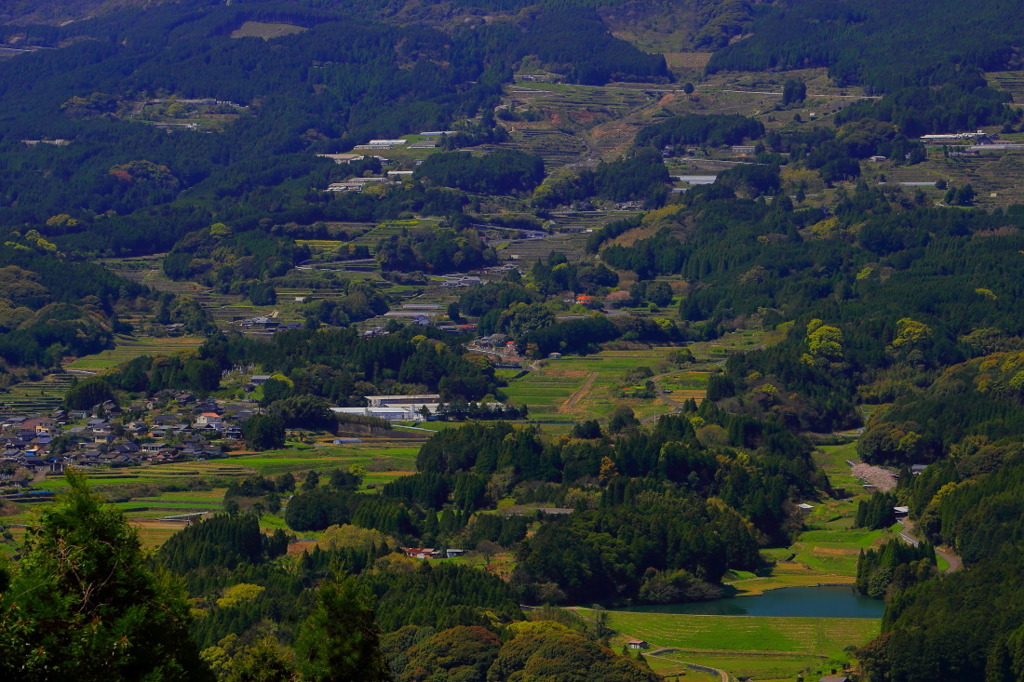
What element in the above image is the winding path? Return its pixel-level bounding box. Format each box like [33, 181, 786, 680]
[565, 608, 732, 682]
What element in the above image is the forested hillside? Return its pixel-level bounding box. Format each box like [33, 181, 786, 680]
[708, 0, 1024, 92]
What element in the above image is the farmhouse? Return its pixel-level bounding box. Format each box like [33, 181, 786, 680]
[195, 413, 223, 429]
[401, 547, 440, 559]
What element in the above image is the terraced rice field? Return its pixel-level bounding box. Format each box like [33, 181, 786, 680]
[508, 82, 653, 125]
[504, 347, 684, 423]
[547, 210, 642, 232]
[0, 373, 76, 417]
[295, 239, 346, 257]
[497, 232, 590, 263]
[505, 128, 590, 167]
[16, 438, 426, 547]
[597, 610, 878, 656]
[350, 219, 442, 247]
[228, 443, 418, 477]
[986, 71, 1024, 103]
[65, 335, 205, 372]
[657, 369, 711, 404]
[503, 371, 591, 422]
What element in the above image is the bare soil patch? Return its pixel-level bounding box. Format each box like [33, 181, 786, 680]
[664, 52, 713, 70]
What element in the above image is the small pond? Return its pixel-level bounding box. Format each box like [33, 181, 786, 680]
[613, 585, 884, 619]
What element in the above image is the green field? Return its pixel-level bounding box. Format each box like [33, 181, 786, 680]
[502, 330, 764, 425]
[10, 437, 426, 547]
[725, 438, 895, 597]
[579, 608, 878, 681]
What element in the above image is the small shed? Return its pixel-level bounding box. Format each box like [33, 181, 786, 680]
[627, 639, 648, 650]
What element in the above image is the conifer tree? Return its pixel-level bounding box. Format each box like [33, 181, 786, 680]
[0, 471, 209, 681]
[294, 568, 389, 681]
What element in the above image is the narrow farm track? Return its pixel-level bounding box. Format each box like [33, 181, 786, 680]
[560, 372, 598, 412]
[646, 651, 731, 682]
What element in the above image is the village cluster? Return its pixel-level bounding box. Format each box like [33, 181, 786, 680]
[0, 390, 261, 489]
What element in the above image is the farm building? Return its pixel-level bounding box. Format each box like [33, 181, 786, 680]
[316, 153, 365, 164]
[401, 547, 440, 559]
[365, 394, 441, 407]
[332, 405, 438, 422]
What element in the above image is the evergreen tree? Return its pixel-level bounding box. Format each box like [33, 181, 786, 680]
[0, 472, 210, 681]
[293, 568, 389, 682]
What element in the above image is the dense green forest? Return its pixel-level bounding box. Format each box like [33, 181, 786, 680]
[707, 0, 1024, 93]
[0, 0, 667, 260]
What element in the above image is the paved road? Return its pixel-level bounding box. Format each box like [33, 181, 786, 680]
[898, 519, 962, 572]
